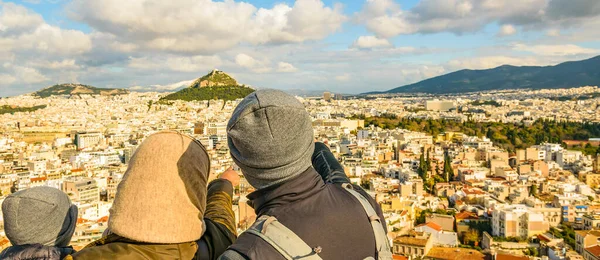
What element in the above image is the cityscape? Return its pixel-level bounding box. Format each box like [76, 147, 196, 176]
[0, 82, 600, 260]
[1, 0, 600, 259]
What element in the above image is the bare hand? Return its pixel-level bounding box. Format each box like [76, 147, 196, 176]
[220, 167, 240, 187]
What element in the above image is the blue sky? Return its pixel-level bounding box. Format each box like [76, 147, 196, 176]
[1, 0, 599, 96]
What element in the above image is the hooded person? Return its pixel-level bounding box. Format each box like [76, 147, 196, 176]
[219, 89, 391, 260]
[72, 131, 238, 260]
[0, 186, 78, 260]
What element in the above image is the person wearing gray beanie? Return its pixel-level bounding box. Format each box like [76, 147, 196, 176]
[1, 186, 78, 260]
[227, 89, 315, 189]
[222, 89, 391, 260]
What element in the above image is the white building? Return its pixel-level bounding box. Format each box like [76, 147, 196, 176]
[425, 100, 455, 112]
[76, 133, 104, 150]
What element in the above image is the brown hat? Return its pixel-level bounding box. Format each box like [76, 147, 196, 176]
[108, 131, 210, 243]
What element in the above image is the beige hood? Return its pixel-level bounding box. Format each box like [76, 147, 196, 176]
[108, 131, 210, 243]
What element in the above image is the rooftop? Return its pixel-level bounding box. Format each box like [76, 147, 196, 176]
[426, 247, 484, 260]
[394, 236, 430, 247]
[586, 245, 600, 257]
[417, 222, 443, 232]
[456, 211, 479, 220]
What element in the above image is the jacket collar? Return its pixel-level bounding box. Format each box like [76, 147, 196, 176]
[0, 244, 75, 260]
[247, 167, 326, 215]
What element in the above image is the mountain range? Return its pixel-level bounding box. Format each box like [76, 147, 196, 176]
[368, 55, 600, 94]
[34, 83, 129, 98]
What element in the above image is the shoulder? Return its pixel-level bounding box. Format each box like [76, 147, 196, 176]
[71, 242, 131, 260]
[72, 242, 161, 260]
[227, 232, 285, 260]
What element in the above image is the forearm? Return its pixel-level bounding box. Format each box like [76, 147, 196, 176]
[312, 142, 350, 184]
[205, 179, 237, 236]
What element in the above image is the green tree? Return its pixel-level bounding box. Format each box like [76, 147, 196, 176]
[443, 151, 453, 182]
[463, 229, 480, 246]
[530, 184, 538, 197]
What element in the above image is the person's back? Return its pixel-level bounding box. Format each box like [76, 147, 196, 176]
[0, 186, 78, 260]
[72, 131, 237, 260]
[220, 89, 390, 260]
[229, 167, 383, 259]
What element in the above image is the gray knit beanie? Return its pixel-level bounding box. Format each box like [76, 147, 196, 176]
[227, 89, 315, 190]
[2, 186, 78, 247]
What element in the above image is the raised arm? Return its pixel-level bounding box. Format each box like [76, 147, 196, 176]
[311, 142, 351, 184]
[196, 170, 239, 260]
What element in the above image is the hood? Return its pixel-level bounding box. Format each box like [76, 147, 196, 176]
[108, 131, 210, 243]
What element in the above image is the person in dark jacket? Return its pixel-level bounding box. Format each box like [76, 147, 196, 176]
[72, 131, 237, 260]
[0, 186, 78, 260]
[220, 89, 388, 260]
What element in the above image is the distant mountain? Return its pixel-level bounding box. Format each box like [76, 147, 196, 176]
[161, 70, 254, 101]
[371, 55, 600, 94]
[35, 83, 129, 98]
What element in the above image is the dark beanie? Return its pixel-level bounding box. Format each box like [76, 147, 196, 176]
[2, 186, 78, 247]
[227, 89, 315, 190]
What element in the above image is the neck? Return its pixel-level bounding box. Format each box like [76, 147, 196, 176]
[247, 167, 325, 215]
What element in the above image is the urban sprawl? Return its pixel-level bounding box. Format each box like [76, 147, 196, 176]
[1, 86, 600, 260]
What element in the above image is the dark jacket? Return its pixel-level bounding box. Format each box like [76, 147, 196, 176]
[0, 244, 75, 260]
[227, 166, 387, 260]
[72, 179, 237, 260]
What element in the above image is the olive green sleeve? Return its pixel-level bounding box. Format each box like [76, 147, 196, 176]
[204, 179, 237, 236]
[196, 179, 238, 259]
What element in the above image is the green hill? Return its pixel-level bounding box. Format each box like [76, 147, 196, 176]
[369, 55, 600, 94]
[190, 69, 238, 88]
[161, 70, 254, 101]
[35, 83, 129, 98]
[0, 105, 47, 115]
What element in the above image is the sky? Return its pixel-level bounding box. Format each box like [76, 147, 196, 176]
[1, 0, 600, 96]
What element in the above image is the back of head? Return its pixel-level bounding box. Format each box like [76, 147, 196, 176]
[227, 89, 314, 190]
[2, 186, 77, 247]
[108, 131, 210, 244]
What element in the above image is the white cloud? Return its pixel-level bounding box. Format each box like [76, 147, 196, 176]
[134, 79, 196, 92]
[14, 66, 49, 84]
[335, 73, 351, 81]
[546, 29, 560, 37]
[357, 0, 600, 38]
[0, 2, 43, 35]
[0, 2, 91, 56]
[446, 56, 544, 70]
[30, 59, 80, 70]
[0, 73, 16, 85]
[351, 36, 393, 49]
[356, 0, 416, 38]
[498, 24, 517, 36]
[165, 56, 222, 72]
[68, 0, 346, 54]
[277, 62, 298, 73]
[128, 57, 156, 70]
[235, 53, 272, 73]
[128, 55, 222, 72]
[513, 43, 599, 56]
[0, 1, 93, 90]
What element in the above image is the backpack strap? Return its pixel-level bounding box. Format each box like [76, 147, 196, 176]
[341, 183, 393, 260]
[218, 249, 248, 260]
[244, 215, 323, 260]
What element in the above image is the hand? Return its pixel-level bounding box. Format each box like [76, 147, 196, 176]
[220, 167, 240, 187]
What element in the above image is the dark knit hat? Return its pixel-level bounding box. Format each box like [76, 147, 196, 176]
[227, 89, 314, 189]
[2, 186, 78, 247]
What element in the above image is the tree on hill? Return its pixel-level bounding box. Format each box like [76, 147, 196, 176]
[160, 85, 254, 102]
[0, 105, 47, 115]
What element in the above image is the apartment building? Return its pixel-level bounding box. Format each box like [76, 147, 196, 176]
[492, 204, 549, 238]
